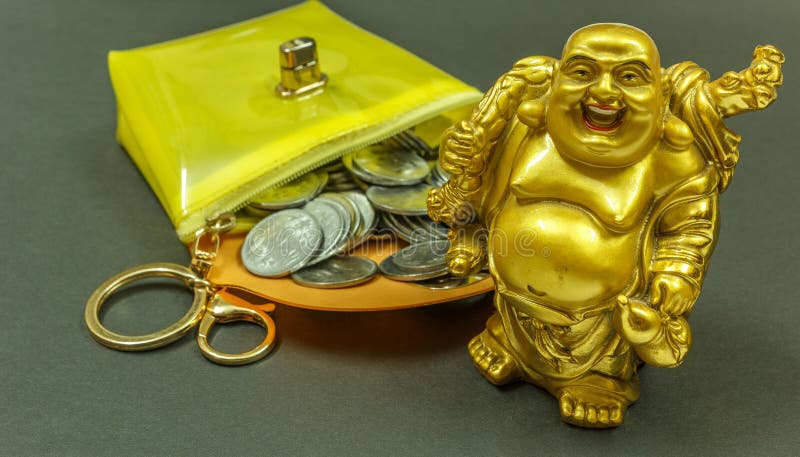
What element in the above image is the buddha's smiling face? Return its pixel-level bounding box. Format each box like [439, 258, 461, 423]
[546, 24, 664, 167]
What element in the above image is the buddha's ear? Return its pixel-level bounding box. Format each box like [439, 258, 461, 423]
[660, 68, 675, 118]
[662, 113, 693, 151]
[659, 68, 693, 150]
[661, 68, 671, 101]
[518, 99, 547, 130]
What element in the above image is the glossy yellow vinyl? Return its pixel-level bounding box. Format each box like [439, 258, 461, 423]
[109, 1, 481, 241]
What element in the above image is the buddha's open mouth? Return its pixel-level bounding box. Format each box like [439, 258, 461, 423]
[582, 103, 624, 131]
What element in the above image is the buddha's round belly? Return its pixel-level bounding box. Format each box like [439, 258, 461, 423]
[490, 198, 642, 308]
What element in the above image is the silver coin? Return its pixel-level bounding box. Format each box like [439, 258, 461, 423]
[368, 215, 396, 241]
[385, 134, 421, 156]
[379, 255, 449, 282]
[379, 212, 410, 241]
[320, 192, 359, 222]
[291, 256, 378, 289]
[385, 212, 431, 242]
[402, 130, 436, 158]
[353, 148, 429, 185]
[399, 215, 441, 241]
[342, 152, 398, 187]
[414, 272, 490, 290]
[404, 215, 449, 240]
[385, 130, 435, 159]
[324, 182, 360, 192]
[302, 197, 352, 265]
[426, 160, 449, 187]
[243, 205, 273, 218]
[384, 213, 433, 242]
[366, 184, 433, 216]
[319, 161, 346, 173]
[434, 160, 450, 182]
[249, 171, 328, 210]
[327, 169, 354, 183]
[320, 192, 361, 248]
[340, 191, 377, 248]
[392, 239, 451, 270]
[241, 209, 322, 277]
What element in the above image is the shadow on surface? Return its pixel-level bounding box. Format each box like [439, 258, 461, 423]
[272, 292, 495, 358]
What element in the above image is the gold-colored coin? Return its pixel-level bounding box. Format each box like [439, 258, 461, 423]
[248, 171, 328, 210]
[366, 183, 433, 216]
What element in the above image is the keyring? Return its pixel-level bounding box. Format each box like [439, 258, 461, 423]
[84, 262, 208, 351]
[85, 215, 278, 365]
[197, 292, 277, 365]
[85, 263, 278, 365]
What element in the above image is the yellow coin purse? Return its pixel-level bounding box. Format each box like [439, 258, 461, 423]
[107, 1, 492, 312]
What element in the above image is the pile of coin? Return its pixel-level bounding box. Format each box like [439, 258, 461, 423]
[240, 130, 475, 289]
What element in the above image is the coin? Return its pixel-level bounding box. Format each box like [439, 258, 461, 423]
[353, 147, 429, 185]
[340, 191, 377, 248]
[385, 130, 436, 159]
[342, 153, 395, 186]
[427, 160, 450, 187]
[302, 197, 352, 265]
[324, 182, 360, 192]
[379, 254, 449, 282]
[241, 209, 322, 277]
[366, 183, 432, 216]
[319, 161, 346, 173]
[243, 205, 273, 218]
[403, 215, 449, 240]
[327, 168, 355, 183]
[248, 171, 328, 210]
[320, 192, 362, 248]
[382, 212, 423, 242]
[392, 239, 450, 270]
[414, 272, 490, 290]
[291, 256, 378, 289]
[377, 212, 404, 240]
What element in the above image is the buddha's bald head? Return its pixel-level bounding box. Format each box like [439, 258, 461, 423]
[562, 23, 660, 70]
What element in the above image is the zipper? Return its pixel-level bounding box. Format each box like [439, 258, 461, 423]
[176, 91, 480, 242]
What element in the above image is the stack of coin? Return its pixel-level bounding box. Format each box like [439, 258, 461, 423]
[321, 162, 362, 192]
[241, 191, 379, 279]
[239, 129, 483, 290]
[379, 239, 450, 282]
[379, 213, 448, 243]
[427, 161, 451, 187]
[291, 256, 379, 289]
[343, 146, 430, 186]
[384, 130, 437, 160]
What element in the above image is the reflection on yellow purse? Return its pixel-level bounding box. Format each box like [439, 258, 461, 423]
[109, 0, 481, 241]
[85, 0, 493, 365]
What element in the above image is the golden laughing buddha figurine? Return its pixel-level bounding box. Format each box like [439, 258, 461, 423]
[427, 23, 784, 428]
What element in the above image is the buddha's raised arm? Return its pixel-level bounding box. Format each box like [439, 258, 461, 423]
[427, 56, 555, 226]
[707, 45, 784, 118]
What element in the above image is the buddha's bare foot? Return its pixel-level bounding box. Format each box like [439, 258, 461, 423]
[555, 377, 637, 428]
[558, 388, 625, 428]
[468, 327, 521, 386]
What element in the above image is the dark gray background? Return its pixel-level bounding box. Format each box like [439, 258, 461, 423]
[2, 1, 798, 455]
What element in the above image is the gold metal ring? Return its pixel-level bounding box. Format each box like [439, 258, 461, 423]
[84, 263, 208, 351]
[196, 296, 277, 366]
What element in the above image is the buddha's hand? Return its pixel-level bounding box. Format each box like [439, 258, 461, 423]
[439, 120, 486, 179]
[444, 224, 487, 276]
[650, 273, 699, 317]
[707, 44, 784, 117]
